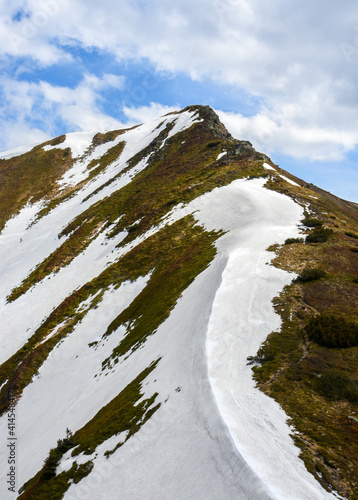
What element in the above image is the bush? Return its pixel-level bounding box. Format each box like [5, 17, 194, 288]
[306, 315, 358, 348]
[294, 268, 326, 283]
[306, 227, 333, 243]
[126, 223, 140, 233]
[284, 237, 304, 245]
[315, 369, 358, 403]
[49, 135, 66, 147]
[302, 217, 323, 227]
[247, 344, 275, 365]
[350, 247, 358, 253]
[345, 231, 358, 239]
[41, 429, 75, 481]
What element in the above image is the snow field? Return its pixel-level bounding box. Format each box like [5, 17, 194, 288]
[64, 179, 335, 499]
[0, 112, 337, 499]
[0, 110, 201, 364]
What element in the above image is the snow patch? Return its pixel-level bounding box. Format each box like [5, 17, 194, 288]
[279, 174, 300, 187]
[43, 131, 96, 158]
[0, 276, 150, 489]
[0, 142, 41, 159]
[263, 162, 276, 171]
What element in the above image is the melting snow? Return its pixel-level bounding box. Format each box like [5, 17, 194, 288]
[263, 162, 276, 171]
[0, 142, 41, 160]
[43, 131, 97, 158]
[0, 112, 337, 499]
[279, 174, 300, 187]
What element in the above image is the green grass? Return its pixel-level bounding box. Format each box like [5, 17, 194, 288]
[7, 118, 264, 302]
[0, 215, 220, 414]
[306, 315, 358, 348]
[345, 231, 358, 239]
[249, 187, 358, 497]
[315, 369, 358, 403]
[0, 143, 74, 232]
[73, 360, 160, 456]
[306, 227, 334, 243]
[86, 141, 125, 178]
[302, 217, 323, 227]
[284, 237, 304, 245]
[294, 267, 327, 283]
[101, 217, 220, 366]
[18, 361, 160, 499]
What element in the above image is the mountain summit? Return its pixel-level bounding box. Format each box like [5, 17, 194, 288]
[0, 106, 357, 499]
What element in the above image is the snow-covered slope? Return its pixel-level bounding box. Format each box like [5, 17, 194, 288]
[0, 106, 352, 499]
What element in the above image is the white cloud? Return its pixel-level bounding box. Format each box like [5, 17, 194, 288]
[217, 105, 358, 161]
[0, 73, 126, 151]
[1, 0, 358, 161]
[123, 103, 180, 124]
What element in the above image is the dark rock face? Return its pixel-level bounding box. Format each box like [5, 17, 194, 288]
[181, 104, 233, 140]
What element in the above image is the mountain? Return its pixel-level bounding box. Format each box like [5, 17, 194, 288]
[0, 105, 357, 500]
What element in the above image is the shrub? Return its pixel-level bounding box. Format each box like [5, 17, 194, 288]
[315, 369, 358, 403]
[345, 231, 358, 239]
[206, 141, 221, 148]
[294, 268, 326, 283]
[41, 429, 75, 481]
[247, 344, 275, 365]
[350, 247, 358, 253]
[306, 315, 358, 348]
[306, 227, 333, 243]
[284, 237, 304, 245]
[49, 135, 66, 147]
[127, 223, 141, 233]
[302, 217, 323, 227]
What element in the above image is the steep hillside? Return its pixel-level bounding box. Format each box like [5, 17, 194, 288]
[0, 105, 357, 499]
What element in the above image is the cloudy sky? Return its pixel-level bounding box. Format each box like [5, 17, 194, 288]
[1, 0, 358, 201]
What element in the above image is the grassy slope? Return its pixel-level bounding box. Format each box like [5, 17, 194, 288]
[0, 107, 266, 415]
[18, 361, 160, 499]
[250, 170, 358, 498]
[1, 106, 358, 498]
[0, 107, 267, 498]
[7, 110, 263, 302]
[0, 136, 72, 232]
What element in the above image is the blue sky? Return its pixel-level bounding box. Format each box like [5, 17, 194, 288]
[0, 0, 358, 201]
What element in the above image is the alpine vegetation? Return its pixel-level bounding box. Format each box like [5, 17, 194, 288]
[0, 106, 357, 499]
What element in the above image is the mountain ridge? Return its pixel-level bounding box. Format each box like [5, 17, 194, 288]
[0, 105, 357, 499]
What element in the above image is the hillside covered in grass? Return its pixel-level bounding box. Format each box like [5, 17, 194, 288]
[0, 105, 357, 499]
